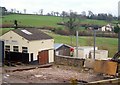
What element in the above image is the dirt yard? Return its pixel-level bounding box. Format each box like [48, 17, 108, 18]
[1, 64, 107, 84]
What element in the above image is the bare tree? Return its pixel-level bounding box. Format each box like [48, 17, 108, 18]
[51, 11, 54, 16]
[24, 9, 26, 14]
[39, 9, 43, 15]
[88, 10, 94, 17]
[81, 11, 86, 17]
[61, 11, 67, 21]
[13, 8, 16, 13]
[11, 9, 14, 13]
[65, 11, 79, 45]
[56, 12, 59, 16]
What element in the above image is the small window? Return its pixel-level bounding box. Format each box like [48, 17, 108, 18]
[5, 45, 10, 51]
[13, 46, 19, 52]
[22, 47, 28, 53]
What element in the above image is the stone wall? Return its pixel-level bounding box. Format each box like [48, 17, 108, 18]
[54, 55, 85, 67]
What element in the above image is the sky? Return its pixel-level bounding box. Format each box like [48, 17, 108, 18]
[0, 0, 120, 16]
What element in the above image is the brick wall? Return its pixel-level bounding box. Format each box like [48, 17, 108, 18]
[54, 55, 85, 67]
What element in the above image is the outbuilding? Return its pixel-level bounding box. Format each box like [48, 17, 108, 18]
[0, 28, 54, 65]
[54, 43, 73, 56]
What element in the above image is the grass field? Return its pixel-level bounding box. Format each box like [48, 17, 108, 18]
[0, 28, 14, 36]
[2, 14, 111, 28]
[2, 14, 63, 27]
[47, 32, 118, 58]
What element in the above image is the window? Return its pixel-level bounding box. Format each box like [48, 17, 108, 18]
[13, 46, 19, 52]
[22, 47, 28, 53]
[5, 45, 10, 51]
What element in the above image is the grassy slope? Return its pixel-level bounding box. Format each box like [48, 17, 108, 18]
[47, 32, 117, 58]
[2, 14, 63, 27]
[0, 28, 14, 36]
[2, 14, 110, 28]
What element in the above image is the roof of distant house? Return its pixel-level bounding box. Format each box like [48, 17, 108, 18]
[54, 43, 72, 50]
[13, 28, 53, 41]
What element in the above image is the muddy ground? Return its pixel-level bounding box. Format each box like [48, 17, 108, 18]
[2, 64, 107, 84]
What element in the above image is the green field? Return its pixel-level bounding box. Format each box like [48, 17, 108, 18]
[47, 32, 118, 58]
[0, 28, 14, 36]
[2, 14, 111, 28]
[2, 14, 63, 27]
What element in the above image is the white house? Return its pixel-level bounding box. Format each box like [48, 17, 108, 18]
[0, 28, 54, 64]
[99, 24, 114, 32]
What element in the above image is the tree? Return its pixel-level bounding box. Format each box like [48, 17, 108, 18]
[88, 11, 94, 18]
[14, 20, 18, 29]
[114, 24, 120, 51]
[24, 9, 26, 14]
[81, 11, 86, 17]
[107, 13, 114, 22]
[61, 11, 68, 21]
[56, 12, 59, 16]
[51, 11, 54, 16]
[39, 9, 43, 15]
[0, 7, 7, 15]
[65, 11, 79, 45]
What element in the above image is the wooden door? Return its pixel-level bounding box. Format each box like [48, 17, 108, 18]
[38, 50, 48, 65]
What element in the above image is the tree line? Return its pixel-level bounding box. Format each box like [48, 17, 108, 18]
[0, 6, 118, 21]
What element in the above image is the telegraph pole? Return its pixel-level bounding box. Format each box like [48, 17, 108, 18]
[93, 29, 96, 59]
[76, 31, 78, 57]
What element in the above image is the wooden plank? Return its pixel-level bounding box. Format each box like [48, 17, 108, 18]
[89, 78, 120, 84]
[94, 60, 117, 75]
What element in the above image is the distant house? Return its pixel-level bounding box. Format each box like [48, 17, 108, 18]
[99, 24, 114, 32]
[0, 28, 54, 65]
[54, 43, 72, 56]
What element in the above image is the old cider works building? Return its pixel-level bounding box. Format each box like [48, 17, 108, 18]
[0, 28, 54, 64]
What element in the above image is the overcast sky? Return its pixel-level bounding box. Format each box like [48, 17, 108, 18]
[0, 0, 119, 16]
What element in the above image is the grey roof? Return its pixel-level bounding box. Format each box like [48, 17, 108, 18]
[54, 43, 63, 50]
[13, 28, 53, 41]
[54, 43, 72, 50]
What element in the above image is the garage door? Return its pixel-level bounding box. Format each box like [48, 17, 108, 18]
[38, 50, 48, 65]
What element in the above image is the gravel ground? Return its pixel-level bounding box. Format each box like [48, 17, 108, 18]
[2, 65, 105, 83]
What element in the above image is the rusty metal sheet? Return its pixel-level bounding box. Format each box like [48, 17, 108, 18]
[93, 60, 103, 73]
[94, 60, 117, 75]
